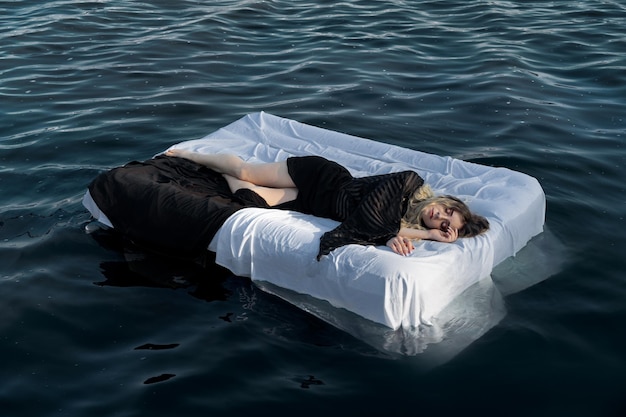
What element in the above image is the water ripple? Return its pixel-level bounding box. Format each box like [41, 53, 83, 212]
[1, 0, 626, 415]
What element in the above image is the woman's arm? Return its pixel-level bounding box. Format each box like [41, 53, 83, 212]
[397, 226, 459, 243]
[386, 226, 459, 256]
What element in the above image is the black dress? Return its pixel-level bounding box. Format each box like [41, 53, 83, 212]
[277, 156, 424, 259]
[88, 156, 266, 257]
[87, 155, 424, 259]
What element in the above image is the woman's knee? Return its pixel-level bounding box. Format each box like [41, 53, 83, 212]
[239, 160, 294, 188]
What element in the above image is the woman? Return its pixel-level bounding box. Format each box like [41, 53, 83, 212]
[165, 149, 489, 259]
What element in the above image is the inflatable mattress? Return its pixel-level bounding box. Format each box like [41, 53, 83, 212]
[83, 112, 545, 330]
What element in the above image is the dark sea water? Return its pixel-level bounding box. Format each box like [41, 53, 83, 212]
[2, 1, 625, 416]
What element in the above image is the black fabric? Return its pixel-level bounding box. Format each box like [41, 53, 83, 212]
[276, 156, 353, 218]
[316, 171, 424, 259]
[88, 156, 260, 257]
[276, 156, 425, 259]
[87, 154, 424, 260]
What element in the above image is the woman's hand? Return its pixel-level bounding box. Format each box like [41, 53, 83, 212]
[386, 236, 415, 256]
[426, 226, 459, 243]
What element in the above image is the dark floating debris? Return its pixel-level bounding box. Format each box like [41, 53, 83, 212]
[143, 373, 176, 385]
[299, 375, 324, 389]
[134, 343, 180, 351]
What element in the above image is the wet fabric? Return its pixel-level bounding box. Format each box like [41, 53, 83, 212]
[87, 155, 266, 257]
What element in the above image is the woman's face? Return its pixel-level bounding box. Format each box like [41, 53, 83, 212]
[421, 203, 465, 232]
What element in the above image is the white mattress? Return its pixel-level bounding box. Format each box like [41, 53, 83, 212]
[83, 112, 545, 332]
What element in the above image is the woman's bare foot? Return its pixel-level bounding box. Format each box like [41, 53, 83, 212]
[165, 148, 188, 158]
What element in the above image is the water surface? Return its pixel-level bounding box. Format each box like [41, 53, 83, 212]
[1, 1, 626, 416]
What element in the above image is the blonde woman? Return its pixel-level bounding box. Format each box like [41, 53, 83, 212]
[165, 149, 489, 259]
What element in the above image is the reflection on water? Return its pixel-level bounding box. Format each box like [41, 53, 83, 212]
[257, 230, 566, 361]
[89, 224, 233, 302]
[87, 222, 565, 364]
[491, 227, 567, 296]
[257, 276, 505, 363]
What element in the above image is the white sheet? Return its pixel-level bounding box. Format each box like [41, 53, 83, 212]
[84, 111, 545, 331]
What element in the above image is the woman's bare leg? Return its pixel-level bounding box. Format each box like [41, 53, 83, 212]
[223, 175, 298, 206]
[165, 149, 296, 188]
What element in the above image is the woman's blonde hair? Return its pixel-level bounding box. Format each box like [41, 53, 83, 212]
[401, 185, 490, 238]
